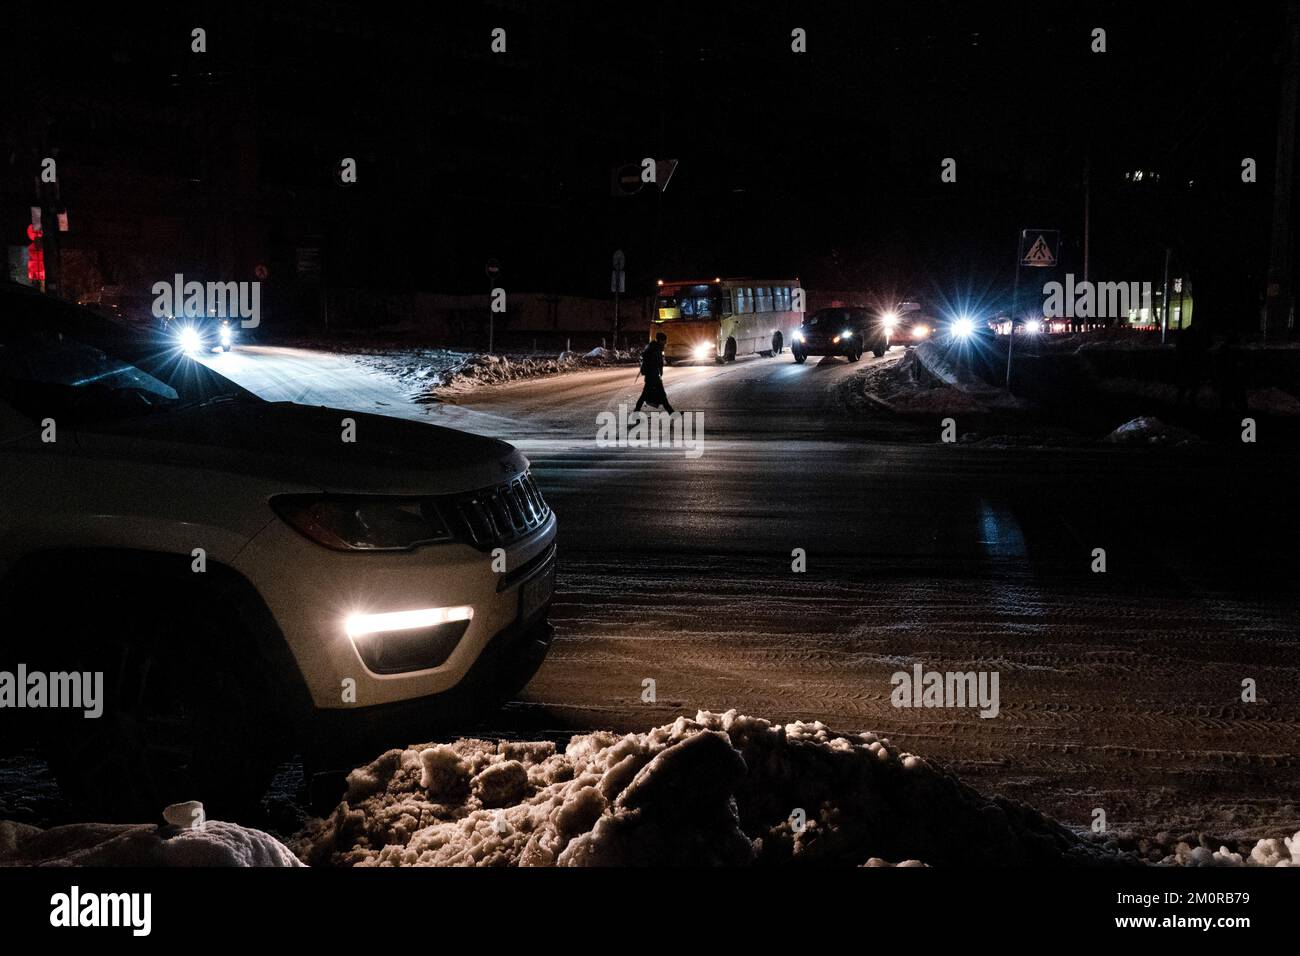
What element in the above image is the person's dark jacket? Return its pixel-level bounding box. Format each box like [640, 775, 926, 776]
[640, 341, 665, 378]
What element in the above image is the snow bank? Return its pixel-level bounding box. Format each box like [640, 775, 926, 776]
[910, 340, 1003, 397]
[1102, 416, 1200, 446]
[1159, 832, 1300, 867]
[293, 710, 1111, 867]
[436, 349, 638, 391]
[348, 346, 641, 399]
[1248, 386, 1300, 416]
[0, 819, 303, 866]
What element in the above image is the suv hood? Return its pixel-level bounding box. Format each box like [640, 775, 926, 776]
[72, 400, 527, 496]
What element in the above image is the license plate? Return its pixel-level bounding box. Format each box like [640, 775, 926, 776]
[518, 560, 555, 622]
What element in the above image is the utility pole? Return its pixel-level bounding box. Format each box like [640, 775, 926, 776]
[1082, 158, 1091, 287]
[1161, 247, 1172, 344]
[1265, 0, 1300, 341]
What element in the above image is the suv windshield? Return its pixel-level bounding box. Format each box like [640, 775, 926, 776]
[0, 288, 252, 426]
[806, 308, 852, 327]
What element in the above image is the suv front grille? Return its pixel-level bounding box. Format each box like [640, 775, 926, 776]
[444, 472, 550, 548]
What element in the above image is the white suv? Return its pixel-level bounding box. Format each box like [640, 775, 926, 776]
[0, 283, 556, 819]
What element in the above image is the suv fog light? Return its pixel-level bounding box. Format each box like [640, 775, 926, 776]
[345, 605, 473, 639]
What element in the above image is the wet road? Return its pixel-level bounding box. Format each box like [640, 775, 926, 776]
[209, 344, 1300, 840]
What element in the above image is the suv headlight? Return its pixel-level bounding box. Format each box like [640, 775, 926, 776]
[272, 495, 454, 551]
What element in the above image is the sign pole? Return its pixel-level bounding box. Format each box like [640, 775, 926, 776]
[1007, 228, 1058, 389]
[1006, 230, 1022, 389]
[485, 259, 500, 354]
[611, 249, 626, 350]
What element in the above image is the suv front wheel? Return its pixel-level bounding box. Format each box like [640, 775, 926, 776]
[28, 581, 282, 822]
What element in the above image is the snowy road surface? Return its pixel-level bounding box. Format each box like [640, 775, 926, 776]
[207, 344, 1300, 840]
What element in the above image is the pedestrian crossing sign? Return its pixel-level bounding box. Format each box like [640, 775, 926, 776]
[1020, 229, 1059, 268]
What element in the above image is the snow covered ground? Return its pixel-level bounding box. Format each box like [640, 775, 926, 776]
[292, 711, 1299, 868]
[1102, 416, 1203, 446]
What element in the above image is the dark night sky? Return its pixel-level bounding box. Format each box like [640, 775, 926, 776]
[1, 1, 1287, 318]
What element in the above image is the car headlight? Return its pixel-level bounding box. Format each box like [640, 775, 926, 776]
[793, 330, 805, 343]
[219, 324, 233, 345]
[912, 325, 929, 339]
[178, 326, 202, 354]
[693, 342, 712, 359]
[952, 317, 975, 338]
[272, 495, 455, 551]
[841, 329, 853, 338]
[1025, 319, 1042, 334]
[883, 312, 897, 331]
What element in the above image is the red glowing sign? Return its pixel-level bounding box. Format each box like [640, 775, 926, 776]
[27, 245, 44, 281]
[25, 223, 44, 281]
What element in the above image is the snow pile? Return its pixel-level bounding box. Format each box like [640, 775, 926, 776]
[0, 819, 303, 866]
[434, 348, 639, 392]
[910, 340, 1003, 396]
[1248, 386, 1300, 416]
[293, 710, 1108, 867]
[1102, 416, 1200, 446]
[348, 346, 641, 399]
[1158, 832, 1300, 867]
[868, 350, 996, 415]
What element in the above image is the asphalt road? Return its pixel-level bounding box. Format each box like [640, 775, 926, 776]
[207, 344, 1300, 841]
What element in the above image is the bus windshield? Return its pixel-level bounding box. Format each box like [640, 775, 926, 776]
[658, 287, 714, 321]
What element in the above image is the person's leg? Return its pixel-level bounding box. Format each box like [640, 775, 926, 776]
[657, 379, 674, 414]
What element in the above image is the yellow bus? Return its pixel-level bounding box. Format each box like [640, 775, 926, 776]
[652, 277, 804, 364]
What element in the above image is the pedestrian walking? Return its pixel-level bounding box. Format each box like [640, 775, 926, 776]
[634, 332, 675, 414]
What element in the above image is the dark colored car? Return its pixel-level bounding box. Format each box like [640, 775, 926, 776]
[161, 313, 240, 354]
[886, 304, 938, 347]
[791, 307, 889, 364]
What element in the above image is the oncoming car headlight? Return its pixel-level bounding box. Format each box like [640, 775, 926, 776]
[793, 330, 805, 343]
[912, 324, 930, 340]
[219, 323, 233, 345]
[693, 342, 713, 359]
[272, 495, 455, 551]
[178, 326, 203, 354]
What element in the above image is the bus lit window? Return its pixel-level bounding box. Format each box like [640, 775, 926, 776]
[680, 297, 695, 316]
[773, 287, 789, 311]
[736, 288, 752, 313]
[719, 289, 733, 315]
[756, 287, 773, 312]
[694, 296, 712, 317]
